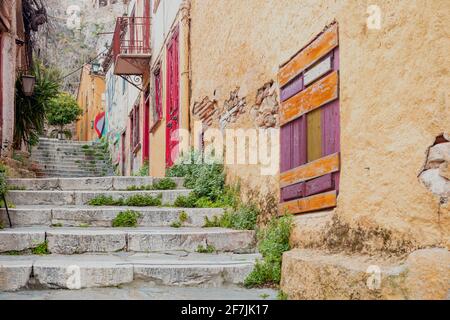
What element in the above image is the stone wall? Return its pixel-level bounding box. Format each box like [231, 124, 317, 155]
[189, 0, 450, 252]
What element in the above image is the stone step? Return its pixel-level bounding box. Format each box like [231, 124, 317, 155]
[33, 170, 109, 177]
[7, 177, 184, 190]
[0, 205, 223, 227]
[37, 138, 93, 145]
[0, 252, 259, 291]
[34, 164, 110, 171]
[6, 189, 191, 206]
[280, 248, 450, 300]
[35, 173, 110, 178]
[31, 158, 110, 165]
[0, 227, 256, 254]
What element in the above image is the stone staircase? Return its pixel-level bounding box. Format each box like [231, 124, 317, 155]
[0, 176, 260, 292]
[30, 138, 115, 178]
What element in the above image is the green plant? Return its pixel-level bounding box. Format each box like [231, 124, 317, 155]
[124, 194, 162, 207]
[134, 161, 149, 176]
[51, 223, 63, 228]
[179, 211, 189, 223]
[88, 195, 124, 206]
[0, 164, 8, 199]
[277, 291, 288, 300]
[170, 221, 182, 228]
[32, 241, 50, 255]
[244, 215, 293, 287]
[260, 293, 270, 299]
[151, 178, 177, 190]
[170, 211, 189, 228]
[167, 150, 225, 202]
[14, 61, 60, 150]
[112, 210, 142, 228]
[46, 92, 82, 139]
[0, 221, 3, 230]
[203, 204, 259, 231]
[196, 244, 216, 254]
[78, 223, 90, 228]
[174, 193, 198, 208]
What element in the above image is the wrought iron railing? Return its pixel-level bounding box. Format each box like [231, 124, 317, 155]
[112, 16, 151, 61]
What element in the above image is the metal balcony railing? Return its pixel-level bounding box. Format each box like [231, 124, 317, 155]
[112, 16, 151, 62]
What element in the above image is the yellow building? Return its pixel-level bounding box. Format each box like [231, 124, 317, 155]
[76, 65, 106, 141]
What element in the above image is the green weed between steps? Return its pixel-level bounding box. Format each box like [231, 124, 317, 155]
[126, 178, 177, 191]
[196, 244, 216, 254]
[31, 241, 50, 255]
[203, 204, 259, 231]
[0, 221, 3, 230]
[112, 210, 142, 228]
[244, 215, 293, 288]
[87, 194, 162, 207]
[170, 211, 189, 228]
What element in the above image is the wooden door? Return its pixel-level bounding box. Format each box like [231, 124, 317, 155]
[143, 87, 150, 162]
[165, 27, 180, 168]
[278, 23, 340, 215]
[121, 131, 126, 175]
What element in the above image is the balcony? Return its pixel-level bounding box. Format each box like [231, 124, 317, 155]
[112, 16, 151, 76]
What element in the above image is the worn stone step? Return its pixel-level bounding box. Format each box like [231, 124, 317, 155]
[0, 252, 259, 291]
[37, 138, 93, 145]
[0, 205, 223, 227]
[281, 248, 450, 300]
[35, 164, 110, 171]
[0, 227, 255, 254]
[36, 173, 110, 178]
[7, 177, 184, 191]
[31, 158, 110, 165]
[33, 170, 109, 177]
[6, 189, 190, 206]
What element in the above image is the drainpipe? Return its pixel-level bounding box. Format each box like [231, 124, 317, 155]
[179, 0, 191, 145]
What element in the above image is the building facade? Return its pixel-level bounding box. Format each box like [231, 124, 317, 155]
[0, 0, 26, 156]
[76, 65, 106, 141]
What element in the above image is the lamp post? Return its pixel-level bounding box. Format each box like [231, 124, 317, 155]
[22, 74, 36, 96]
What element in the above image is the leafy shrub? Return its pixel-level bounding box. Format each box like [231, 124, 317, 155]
[203, 204, 259, 231]
[244, 215, 293, 287]
[124, 194, 161, 207]
[134, 161, 149, 176]
[112, 210, 142, 228]
[196, 244, 216, 254]
[174, 193, 198, 208]
[14, 61, 60, 150]
[88, 194, 161, 207]
[0, 165, 8, 199]
[88, 195, 124, 206]
[152, 178, 177, 190]
[167, 150, 225, 202]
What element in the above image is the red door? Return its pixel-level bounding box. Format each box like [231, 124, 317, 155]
[165, 27, 180, 168]
[143, 87, 150, 162]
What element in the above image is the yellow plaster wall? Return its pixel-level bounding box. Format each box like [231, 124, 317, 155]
[189, 0, 450, 249]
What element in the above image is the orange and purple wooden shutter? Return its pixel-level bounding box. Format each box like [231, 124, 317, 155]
[278, 23, 340, 215]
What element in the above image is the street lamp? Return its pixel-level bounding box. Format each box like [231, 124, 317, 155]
[21, 75, 36, 96]
[91, 62, 101, 74]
